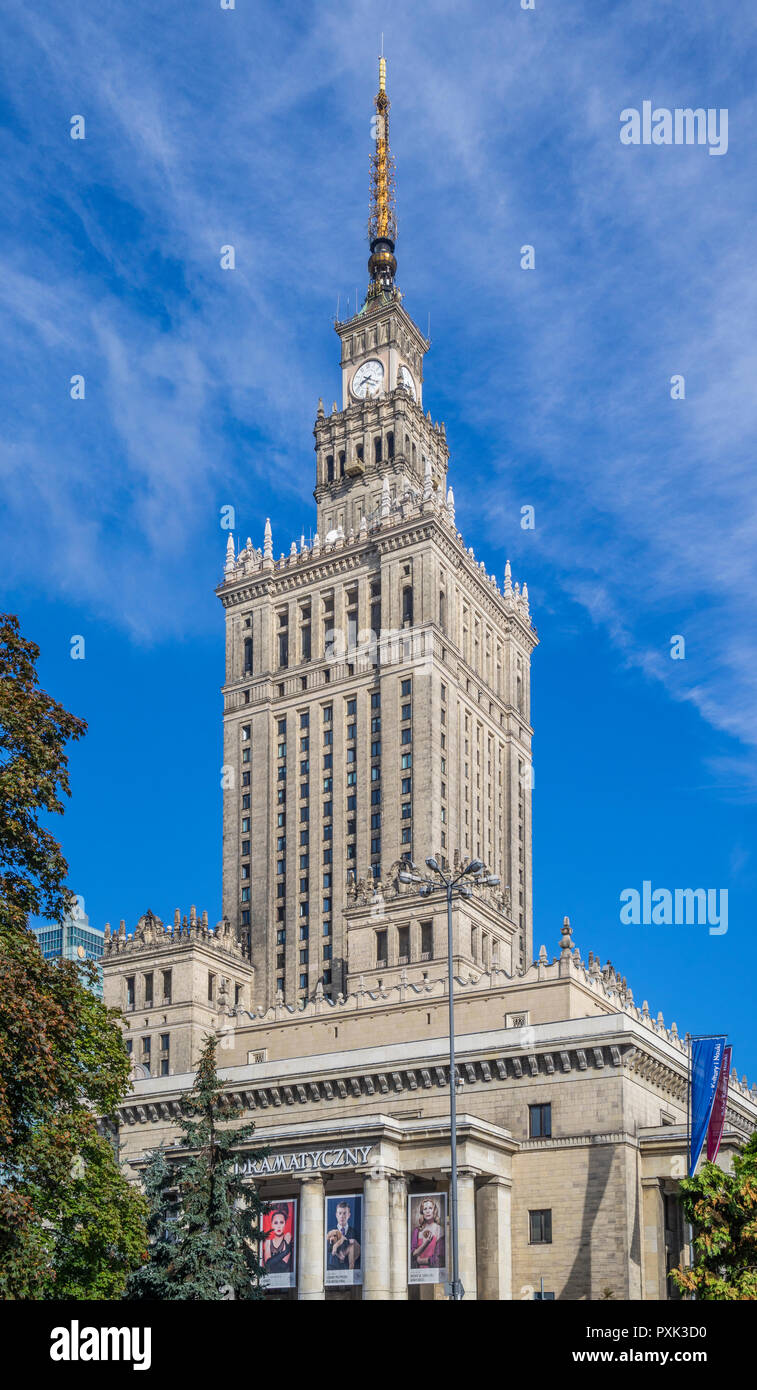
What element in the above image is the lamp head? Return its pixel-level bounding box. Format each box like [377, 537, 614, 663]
[485, 874, 501, 887]
[465, 859, 484, 876]
[426, 856, 440, 873]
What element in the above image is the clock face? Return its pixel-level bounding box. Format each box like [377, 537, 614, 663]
[398, 365, 416, 401]
[351, 358, 384, 399]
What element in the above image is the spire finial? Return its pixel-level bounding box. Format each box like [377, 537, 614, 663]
[367, 57, 398, 304]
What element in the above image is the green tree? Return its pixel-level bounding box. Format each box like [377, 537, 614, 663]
[672, 1132, 757, 1300]
[127, 1035, 267, 1300]
[0, 613, 147, 1297]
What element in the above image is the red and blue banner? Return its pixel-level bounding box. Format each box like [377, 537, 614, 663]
[706, 1045, 732, 1163]
[689, 1036, 727, 1175]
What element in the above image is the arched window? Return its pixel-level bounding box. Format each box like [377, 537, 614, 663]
[326, 454, 334, 483]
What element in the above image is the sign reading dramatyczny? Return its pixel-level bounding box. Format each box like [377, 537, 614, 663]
[235, 1144, 375, 1176]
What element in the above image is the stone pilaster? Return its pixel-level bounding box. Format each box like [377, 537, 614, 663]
[363, 1169, 391, 1299]
[641, 1177, 666, 1301]
[457, 1170, 478, 1300]
[298, 1175, 325, 1300]
[476, 1176, 512, 1300]
[389, 1175, 409, 1301]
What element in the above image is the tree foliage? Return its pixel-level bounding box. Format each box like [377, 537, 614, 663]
[672, 1131, 757, 1300]
[127, 1035, 267, 1300]
[0, 613, 147, 1297]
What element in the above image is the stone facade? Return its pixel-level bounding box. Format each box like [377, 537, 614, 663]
[217, 290, 535, 1009]
[103, 916, 757, 1300]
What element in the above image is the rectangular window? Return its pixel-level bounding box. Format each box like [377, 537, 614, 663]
[126, 976, 135, 1010]
[299, 973, 308, 990]
[162, 970, 172, 1005]
[371, 837, 381, 855]
[371, 787, 381, 804]
[277, 718, 287, 736]
[401, 728, 412, 744]
[401, 753, 412, 769]
[242, 817, 250, 832]
[529, 1104, 552, 1139]
[371, 692, 381, 709]
[376, 929, 387, 966]
[398, 925, 410, 962]
[421, 921, 433, 957]
[401, 703, 411, 720]
[529, 1210, 552, 1244]
[371, 765, 381, 781]
[401, 679, 411, 696]
[160, 1032, 169, 1052]
[241, 724, 251, 741]
[323, 705, 332, 722]
[401, 777, 411, 795]
[208, 974, 215, 1002]
[143, 972, 153, 1008]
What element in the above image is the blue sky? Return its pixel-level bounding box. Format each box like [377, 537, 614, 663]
[2, 1, 756, 1076]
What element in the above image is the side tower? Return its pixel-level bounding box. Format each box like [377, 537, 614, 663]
[217, 60, 537, 1008]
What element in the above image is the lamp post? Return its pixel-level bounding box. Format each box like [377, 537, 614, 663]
[399, 855, 500, 1300]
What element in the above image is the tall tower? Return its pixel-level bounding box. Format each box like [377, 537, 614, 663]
[217, 60, 537, 1008]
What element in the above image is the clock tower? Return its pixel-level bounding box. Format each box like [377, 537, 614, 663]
[314, 59, 448, 541]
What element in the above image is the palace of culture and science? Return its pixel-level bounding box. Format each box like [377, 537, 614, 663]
[101, 61, 756, 1301]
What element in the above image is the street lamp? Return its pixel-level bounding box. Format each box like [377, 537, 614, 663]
[398, 854, 501, 1300]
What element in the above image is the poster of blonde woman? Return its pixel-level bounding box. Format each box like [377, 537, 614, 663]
[407, 1193, 448, 1284]
[260, 1199, 297, 1290]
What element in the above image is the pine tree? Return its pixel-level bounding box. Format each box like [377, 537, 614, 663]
[124, 1147, 183, 1301]
[128, 1034, 267, 1300]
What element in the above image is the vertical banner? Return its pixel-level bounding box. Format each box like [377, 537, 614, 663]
[408, 1193, 448, 1284]
[260, 1199, 297, 1289]
[706, 1045, 732, 1163]
[689, 1036, 727, 1175]
[324, 1194, 363, 1286]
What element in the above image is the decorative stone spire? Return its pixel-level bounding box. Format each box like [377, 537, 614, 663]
[359, 515, 368, 540]
[317, 397, 325, 418]
[366, 56, 398, 304]
[423, 456, 432, 502]
[224, 533, 235, 573]
[312, 531, 321, 555]
[263, 518, 273, 563]
[381, 475, 391, 519]
[504, 560, 512, 596]
[446, 486, 455, 525]
[560, 915, 573, 959]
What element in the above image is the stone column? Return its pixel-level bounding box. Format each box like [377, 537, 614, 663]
[389, 1175, 408, 1301]
[363, 1169, 391, 1300]
[298, 1175, 325, 1300]
[457, 1170, 478, 1300]
[476, 1177, 512, 1300]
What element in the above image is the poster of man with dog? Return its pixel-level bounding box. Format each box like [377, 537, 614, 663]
[324, 1194, 363, 1286]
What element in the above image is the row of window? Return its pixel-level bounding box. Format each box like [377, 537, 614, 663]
[125, 1032, 170, 1077]
[125, 970, 172, 1010]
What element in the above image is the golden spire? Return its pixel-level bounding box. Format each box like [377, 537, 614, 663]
[366, 55, 398, 303]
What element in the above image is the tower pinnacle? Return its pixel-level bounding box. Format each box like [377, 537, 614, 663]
[367, 55, 398, 304]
